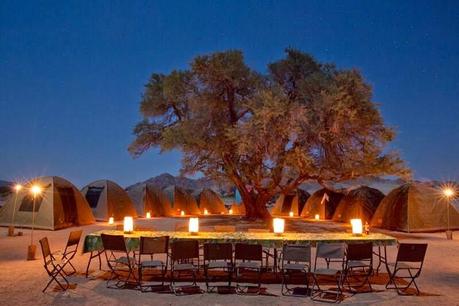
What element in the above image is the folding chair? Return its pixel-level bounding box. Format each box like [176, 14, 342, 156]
[137, 236, 169, 292]
[234, 243, 263, 295]
[203, 243, 233, 292]
[60, 230, 82, 276]
[248, 229, 277, 272]
[311, 242, 346, 303]
[385, 243, 427, 295]
[39, 237, 70, 293]
[101, 234, 137, 289]
[280, 244, 311, 296]
[343, 242, 374, 293]
[170, 240, 202, 295]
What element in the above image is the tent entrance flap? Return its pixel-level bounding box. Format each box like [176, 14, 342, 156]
[85, 186, 104, 208]
[58, 187, 77, 224]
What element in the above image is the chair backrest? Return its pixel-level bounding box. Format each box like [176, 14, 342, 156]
[66, 230, 83, 248]
[316, 242, 346, 259]
[235, 243, 263, 261]
[101, 234, 127, 252]
[282, 244, 311, 263]
[170, 240, 199, 261]
[139, 236, 169, 255]
[214, 225, 236, 232]
[39, 237, 52, 261]
[346, 242, 373, 261]
[204, 243, 233, 261]
[396, 243, 428, 263]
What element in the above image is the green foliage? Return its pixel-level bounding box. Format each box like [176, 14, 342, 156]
[129, 49, 410, 218]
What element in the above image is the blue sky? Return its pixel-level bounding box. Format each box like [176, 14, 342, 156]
[1, 0, 458, 187]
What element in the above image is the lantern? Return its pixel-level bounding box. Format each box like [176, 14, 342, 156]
[180, 210, 185, 216]
[204, 209, 209, 215]
[289, 211, 294, 217]
[189, 217, 199, 235]
[146, 212, 151, 219]
[351, 219, 363, 236]
[124, 216, 134, 233]
[273, 218, 285, 235]
[108, 217, 114, 225]
[229, 209, 233, 215]
[315, 214, 320, 221]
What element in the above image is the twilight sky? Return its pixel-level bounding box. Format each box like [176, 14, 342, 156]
[1, 0, 458, 187]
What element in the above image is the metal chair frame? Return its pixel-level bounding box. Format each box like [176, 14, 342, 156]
[203, 243, 234, 292]
[137, 236, 169, 292]
[39, 237, 70, 293]
[234, 243, 263, 295]
[60, 230, 82, 276]
[280, 244, 312, 296]
[170, 240, 202, 295]
[343, 242, 374, 293]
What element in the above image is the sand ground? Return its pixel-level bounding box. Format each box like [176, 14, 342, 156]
[0, 216, 458, 306]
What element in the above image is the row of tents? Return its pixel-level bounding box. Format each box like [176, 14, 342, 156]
[0, 176, 245, 230]
[272, 184, 459, 232]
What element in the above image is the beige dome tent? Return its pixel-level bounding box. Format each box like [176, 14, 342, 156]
[271, 189, 310, 216]
[81, 180, 137, 221]
[371, 182, 459, 232]
[163, 185, 201, 215]
[196, 189, 226, 214]
[0, 176, 95, 230]
[229, 202, 246, 215]
[128, 184, 173, 217]
[332, 186, 384, 223]
[300, 188, 344, 219]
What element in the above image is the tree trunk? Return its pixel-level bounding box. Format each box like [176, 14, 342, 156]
[240, 191, 271, 220]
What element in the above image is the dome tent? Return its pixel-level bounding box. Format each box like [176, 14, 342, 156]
[196, 189, 226, 214]
[81, 180, 137, 221]
[300, 188, 344, 219]
[371, 182, 459, 232]
[128, 184, 173, 217]
[230, 202, 246, 215]
[163, 185, 201, 215]
[271, 189, 310, 216]
[0, 176, 95, 230]
[332, 186, 384, 223]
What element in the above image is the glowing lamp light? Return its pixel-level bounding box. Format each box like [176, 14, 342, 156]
[289, 211, 294, 217]
[228, 209, 233, 215]
[30, 185, 42, 196]
[443, 187, 455, 198]
[146, 212, 151, 219]
[180, 210, 185, 216]
[351, 219, 363, 236]
[188, 217, 199, 235]
[14, 184, 23, 192]
[204, 209, 209, 215]
[123, 216, 134, 233]
[315, 214, 320, 221]
[273, 218, 285, 235]
[108, 217, 114, 225]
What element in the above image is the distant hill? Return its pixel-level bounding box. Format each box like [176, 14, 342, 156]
[125, 173, 214, 192]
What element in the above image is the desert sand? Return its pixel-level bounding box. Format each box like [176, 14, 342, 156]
[0, 217, 458, 306]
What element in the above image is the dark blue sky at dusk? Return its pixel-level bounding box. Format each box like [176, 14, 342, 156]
[1, 0, 458, 187]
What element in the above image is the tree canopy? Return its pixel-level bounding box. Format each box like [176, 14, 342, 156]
[129, 49, 409, 219]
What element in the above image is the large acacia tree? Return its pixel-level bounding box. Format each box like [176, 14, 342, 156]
[129, 49, 409, 219]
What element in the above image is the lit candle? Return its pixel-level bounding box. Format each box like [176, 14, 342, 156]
[273, 218, 285, 235]
[351, 219, 363, 236]
[146, 212, 151, 219]
[289, 211, 294, 217]
[188, 217, 199, 235]
[108, 217, 114, 225]
[228, 209, 233, 215]
[315, 214, 320, 221]
[123, 216, 134, 233]
[204, 209, 209, 215]
[180, 210, 185, 216]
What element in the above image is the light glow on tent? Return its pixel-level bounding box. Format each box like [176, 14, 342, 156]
[123, 216, 134, 233]
[188, 217, 199, 234]
[315, 214, 320, 220]
[351, 219, 363, 236]
[14, 184, 23, 192]
[289, 211, 294, 217]
[108, 217, 114, 225]
[273, 218, 285, 235]
[30, 185, 42, 196]
[146, 212, 151, 219]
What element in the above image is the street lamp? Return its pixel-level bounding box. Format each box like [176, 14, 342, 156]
[443, 186, 456, 240]
[27, 184, 42, 260]
[8, 184, 23, 237]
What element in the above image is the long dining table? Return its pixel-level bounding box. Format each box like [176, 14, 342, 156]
[83, 230, 397, 277]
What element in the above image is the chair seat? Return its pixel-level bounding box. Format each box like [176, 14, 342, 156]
[313, 268, 341, 276]
[173, 263, 196, 271]
[115, 256, 135, 264]
[236, 261, 261, 269]
[283, 263, 309, 271]
[347, 260, 371, 268]
[141, 260, 164, 268]
[388, 262, 417, 269]
[206, 261, 232, 269]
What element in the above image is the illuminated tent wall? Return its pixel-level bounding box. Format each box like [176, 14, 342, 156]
[195, 189, 226, 214]
[0, 176, 95, 230]
[371, 182, 459, 232]
[128, 184, 173, 217]
[332, 186, 384, 223]
[300, 188, 344, 219]
[271, 189, 310, 216]
[81, 180, 137, 221]
[163, 185, 201, 215]
[230, 202, 246, 215]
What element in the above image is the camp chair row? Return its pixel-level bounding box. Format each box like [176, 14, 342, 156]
[99, 234, 428, 300]
[38, 230, 83, 292]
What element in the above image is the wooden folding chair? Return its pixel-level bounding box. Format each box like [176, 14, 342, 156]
[137, 236, 169, 292]
[101, 234, 137, 289]
[343, 242, 374, 293]
[39, 237, 70, 293]
[385, 243, 427, 295]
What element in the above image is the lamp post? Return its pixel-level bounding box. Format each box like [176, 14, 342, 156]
[27, 184, 42, 260]
[8, 184, 22, 237]
[443, 187, 455, 240]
